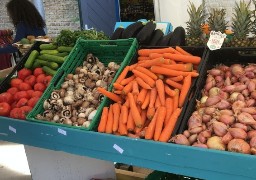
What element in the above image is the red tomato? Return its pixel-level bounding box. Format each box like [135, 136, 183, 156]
[0, 92, 13, 104]
[0, 102, 11, 116]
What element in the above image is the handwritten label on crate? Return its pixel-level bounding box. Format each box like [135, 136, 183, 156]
[58, 128, 67, 136]
[113, 144, 124, 154]
[207, 31, 226, 50]
[9, 126, 16, 134]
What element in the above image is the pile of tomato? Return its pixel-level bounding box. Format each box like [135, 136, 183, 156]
[0, 67, 52, 119]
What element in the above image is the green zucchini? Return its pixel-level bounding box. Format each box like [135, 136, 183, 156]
[40, 43, 57, 50]
[122, 21, 144, 39]
[148, 29, 164, 46]
[35, 59, 59, 69]
[136, 21, 156, 45]
[55, 52, 69, 57]
[38, 54, 65, 64]
[111, 27, 124, 40]
[42, 66, 57, 76]
[57, 46, 73, 52]
[24, 50, 39, 69]
[40, 50, 59, 55]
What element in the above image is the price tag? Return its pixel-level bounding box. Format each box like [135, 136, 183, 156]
[9, 126, 16, 134]
[58, 128, 67, 136]
[207, 31, 227, 50]
[113, 144, 124, 154]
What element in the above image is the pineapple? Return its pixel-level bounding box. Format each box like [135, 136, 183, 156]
[250, 0, 256, 47]
[207, 9, 227, 33]
[207, 8, 229, 47]
[185, 1, 206, 46]
[230, 0, 252, 47]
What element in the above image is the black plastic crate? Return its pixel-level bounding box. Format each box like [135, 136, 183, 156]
[137, 46, 207, 136]
[0, 41, 47, 93]
[177, 47, 256, 134]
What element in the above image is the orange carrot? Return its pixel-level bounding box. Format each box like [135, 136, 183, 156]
[123, 98, 130, 108]
[149, 53, 163, 59]
[169, 75, 184, 82]
[139, 58, 170, 68]
[105, 105, 114, 134]
[137, 88, 148, 105]
[141, 91, 150, 110]
[128, 93, 143, 128]
[151, 66, 199, 77]
[122, 80, 133, 95]
[138, 47, 176, 56]
[164, 84, 176, 97]
[127, 133, 140, 139]
[163, 53, 201, 64]
[173, 89, 180, 110]
[136, 77, 152, 90]
[159, 108, 182, 142]
[97, 107, 109, 133]
[115, 66, 130, 84]
[138, 56, 150, 61]
[154, 106, 167, 141]
[132, 69, 155, 88]
[113, 83, 124, 90]
[129, 63, 138, 71]
[160, 63, 193, 72]
[145, 107, 159, 140]
[118, 119, 128, 136]
[135, 66, 158, 80]
[147, 106, 155, 120]
[132, 80, 139, 95]
[120, 105, 129, 124]
[149, 87, 157, 108]
[127, 110, 135, 132]
[155, 79, 165, 106]
[154, 95, 161, 108]
[176, 46, 192, 56]
[113, 103, 121, 132]
[113, 90, 122, 95]
[120, 75, 135, 86]
[164, 98, 173, 126]
[165, 79, 183, 90]
[141, 109, 147, 127]
[97, 87, 122, 103]
[179, 74, 192, 108]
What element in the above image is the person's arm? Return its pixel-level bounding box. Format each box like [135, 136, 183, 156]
[0, 23, 26, 54]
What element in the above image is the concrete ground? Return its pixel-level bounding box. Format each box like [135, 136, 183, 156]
[0, 141, 32, 180]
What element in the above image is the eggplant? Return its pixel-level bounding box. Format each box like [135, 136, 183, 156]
[169, 26, 186, 46]
[136, 21, 156, 45]
[157, 32, 173, 46]
[122, 21, 144, 39]
[148, 29, 164, 46]
[111, 27, 124, 40]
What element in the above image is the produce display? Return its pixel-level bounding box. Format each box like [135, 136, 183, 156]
[0, 67, 52, 119]
[25, 43, 72, 76]
[55, 29, 109, 47]
[97, 46, 201, 142]
[35, 54, 120, 128]
[172, 63, 256, 155]
[111, 21, 186, 46]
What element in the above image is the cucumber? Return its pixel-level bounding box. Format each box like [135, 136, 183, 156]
[55, 52, 69, 57]
[38, 54, 65, 64]
[57, 46, 73, 52]
[40, 43, 57, 50]
[42, 66, 57, 76]
[40, 50, 59, 55]
[35, 59, 59, 69]
[32, 61, 41, 70]
[24, 50, 39, 69]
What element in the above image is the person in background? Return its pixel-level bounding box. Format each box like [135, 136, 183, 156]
[0, 0, 46, 69]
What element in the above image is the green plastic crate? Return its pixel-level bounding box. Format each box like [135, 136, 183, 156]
[26, 38, 138, 131]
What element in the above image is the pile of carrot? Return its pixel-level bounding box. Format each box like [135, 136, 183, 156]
[97, 46, 201, 142]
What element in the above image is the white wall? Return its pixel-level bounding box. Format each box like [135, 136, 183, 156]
[154, 0, 202, 29]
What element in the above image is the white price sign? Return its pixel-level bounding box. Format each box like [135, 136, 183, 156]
[207, 31, 227, 50]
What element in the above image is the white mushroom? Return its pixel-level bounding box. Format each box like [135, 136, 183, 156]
[88, 110, 97, 121]
[82, 121, 91, 128]
[85, 107, 95, 117]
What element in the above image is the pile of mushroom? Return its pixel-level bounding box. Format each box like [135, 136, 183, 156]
[36, 53, 120, 128]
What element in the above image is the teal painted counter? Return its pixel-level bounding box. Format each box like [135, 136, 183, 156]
[0, 116, 255, 180]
